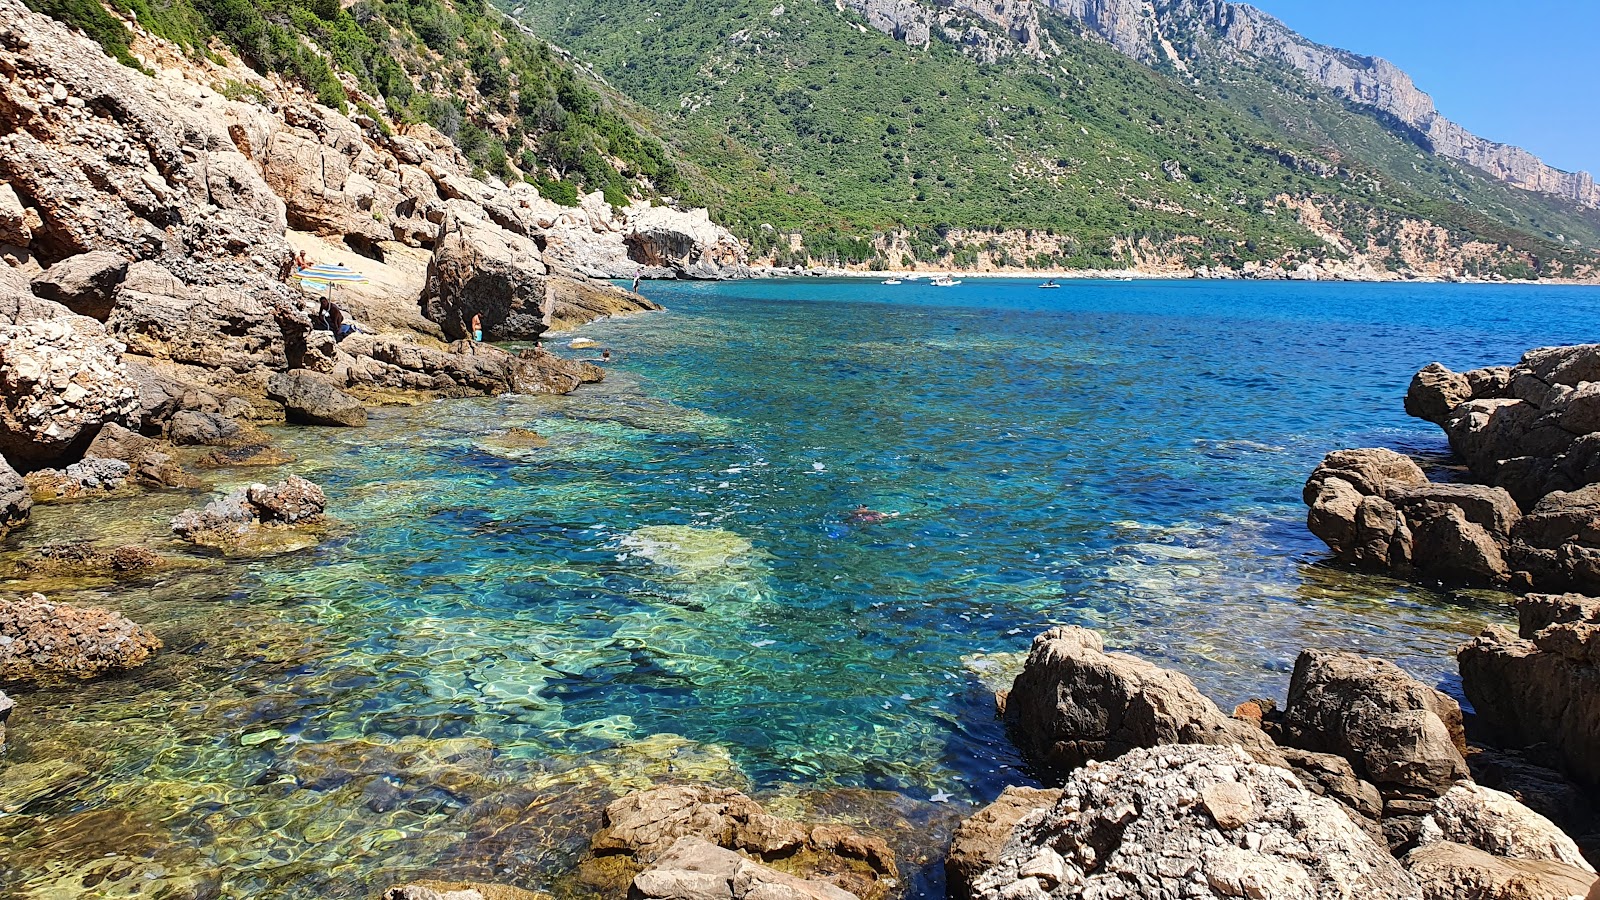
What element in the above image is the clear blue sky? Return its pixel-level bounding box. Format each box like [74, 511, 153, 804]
[1245, 0, 1600, 177]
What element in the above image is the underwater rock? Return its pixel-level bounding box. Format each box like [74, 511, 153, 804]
[23, 455, 130, 501]
[169, 474, 326, 553]
[0, 757, 90, 813]
[1003, 626, 1283, 779]
[195, 442, 296, 468]
[0, 592, 161, 681]
[590, 784, 897, 900]
[969, 745, 1420, 900]
[946, 786, 1064, 900]
[10, 542, 163, 578]
[619, 525, 760, 578]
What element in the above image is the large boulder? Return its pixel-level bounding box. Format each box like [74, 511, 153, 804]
[946, 786, 1064, 900]
[1406, 363, 1474, 426]
[30, 250, 129, 321]
[1403, 842, 1597, 900]
[1459, 594, 1600, 796]
[967, 745, 1422, 900]
[1277, 649, 1469, 803]
[0, 454, 30, 535]
[0, 318, 141, 468]
[631, 836, 859, 900]
[0, 593, 161, 681]
[108, 262, 303, 372]
[267, 369, 367, 427]
[1509, 485, 1600, 594]
[1004, 626, 1282, 778]
[1417, 784, 1594, 874]
[1303, 448, 1522, 584]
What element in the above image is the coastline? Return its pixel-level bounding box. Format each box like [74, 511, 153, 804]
[732, 266, 1600, 287]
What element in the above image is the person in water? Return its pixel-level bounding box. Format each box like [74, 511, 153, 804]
[847, 505, 892, 524]
[469, 312, 482, 355]
[601, 349, 612, 363]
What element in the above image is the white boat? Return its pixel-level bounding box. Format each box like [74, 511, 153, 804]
[904, 274, 922, 281]
[1038, 280, 1061, 289]
[881, 278, 902, 285]
[931, 275, 961, 287]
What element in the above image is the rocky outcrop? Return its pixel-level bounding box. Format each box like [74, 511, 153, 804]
[947, 786, 1064, 900]
[30, 251, 129, 321]
[1403, 842, 1598, 900]
[632, 836, 860, 900]
[170, 475, 327, 553]
[1417, 783, 1594, 875]
[1004, 626, 1282, 778]
[625, 207, 753, 280]
[0, 592, 161, 681]
[1459, 594, 1600, 797]
[0, 453, 30, 535]
[24, 455, 130, 501]
[1303, 448, 1522, 584]
[590, 785, 898, 900]
[967, 744, 1422, 900]
[11, 542, 162, 579]
[0, 317, 141, 468]
[82, 422, 197, 488]
[267, 369, 367, 427]
[1277, 649, 1468, 803]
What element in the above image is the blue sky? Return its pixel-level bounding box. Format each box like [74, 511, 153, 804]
[1246, 0, 1599, 177]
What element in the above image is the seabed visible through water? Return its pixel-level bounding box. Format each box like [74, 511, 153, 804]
[4, 277, 1594, 897]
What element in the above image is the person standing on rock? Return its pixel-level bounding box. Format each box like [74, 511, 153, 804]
[470, 312, 482, 355]
[633, 267, 642, 293]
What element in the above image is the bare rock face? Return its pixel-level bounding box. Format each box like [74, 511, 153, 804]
[338, 335, 604, 397]
[0, 318, 140, 468]
[967, 744, 1421, 900]
[267, 369, 367, 427]
[1459, 594, 1600, 797]
[0, 592, 161, 681]
[1004, 626, 1283, 778]
[1509, 485, 1600, 595]
[1278, 649, 1468, 804]
[625, 207, 751, 279]
[1407, 363, 1475, 426]
[0, 453, 30, 536]
[1303, 448, 1521, 583]
[24, 455, 130, 502]
[30, 251, 129, 321]
[632, 836, 860, 900]
[109, 261, 304, 372]
[946, 786, 1064, 900]
[1417, 783, 1594, 874]
[1403, 841, 1598, 900]
[591, 785, 897, 900]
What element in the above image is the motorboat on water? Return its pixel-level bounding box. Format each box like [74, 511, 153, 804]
[930, 275, 961, 286]
[881, 278, 903, 285]
[1038, 280, 1061, 289]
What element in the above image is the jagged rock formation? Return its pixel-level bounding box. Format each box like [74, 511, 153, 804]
[847, 0, 1598, 209]
[967, 745, 1423, 900]
[1417, 783, 1594, 875]
[170, 474, 328, 553]
[947, 786, 1065, 900]
[1459, 593, 1600, 799]
[0, 592, 161, 681]
[0, 317, 141, 468]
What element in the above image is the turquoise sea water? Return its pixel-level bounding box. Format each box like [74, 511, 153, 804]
[4, 278, 1600, 897]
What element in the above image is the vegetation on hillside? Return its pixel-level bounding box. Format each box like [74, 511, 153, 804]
[24, 0, 683, 204]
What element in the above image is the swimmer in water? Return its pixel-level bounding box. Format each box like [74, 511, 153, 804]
[847, 504, 893, 524]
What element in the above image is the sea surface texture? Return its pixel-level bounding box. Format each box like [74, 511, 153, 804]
[4, 279, 1598, 897]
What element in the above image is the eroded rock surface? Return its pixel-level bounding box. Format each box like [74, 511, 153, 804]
[0, 318, 140, 467]
[968, 744, 1421, 900]
[0, 592, 161, 681]
[171, 474, 327, 553]
[1417, 783, 1594, 874]
[267, 369, 367, 427]
[946, 786, 1064, 900]
[1403, 841, 1597, 900]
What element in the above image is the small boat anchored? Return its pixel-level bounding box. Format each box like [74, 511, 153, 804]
[930, 275, 962, 287]
[881, 278, 903, 285]
[1038, 280, 1061, 289]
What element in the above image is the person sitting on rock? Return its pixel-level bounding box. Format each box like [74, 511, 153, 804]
[316, 296, 349, 342]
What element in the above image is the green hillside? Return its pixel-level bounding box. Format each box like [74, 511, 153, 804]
[513, 0, 1598, 273]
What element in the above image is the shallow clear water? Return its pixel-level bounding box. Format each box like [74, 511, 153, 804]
[4, 278, 1600, 897]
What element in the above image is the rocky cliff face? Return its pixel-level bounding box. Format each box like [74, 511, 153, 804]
[848, 0, 1600, 209]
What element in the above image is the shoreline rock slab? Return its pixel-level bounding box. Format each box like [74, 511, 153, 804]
[267, 369, 367, 427]
[171, 474, 327, 553]
[1003, 626, 1282, 778]
[1403, 841, 1597, 900]
[967, 744, 1422, 900]
[0, 592, 161, 681]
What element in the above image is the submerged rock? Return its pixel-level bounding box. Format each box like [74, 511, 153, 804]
[0, 592, 161, 681]
[10, 542, 163, 579]
[24, 455, 130, 501]
[1003, 626, 1282, 778]
[384, 882, 548, 900]
[967, 744, 1421, 900]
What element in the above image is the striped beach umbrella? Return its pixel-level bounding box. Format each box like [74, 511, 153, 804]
[293, 263, 370, 286]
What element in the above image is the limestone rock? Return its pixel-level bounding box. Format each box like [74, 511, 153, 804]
[946, 786, 1064, 900]
[1278, 649, 1468, 801]
[1403, 842, 1597, 900]
[1407, 363, 1474, 426]
[267, 369, 367, 427]
[0, 592, 161, 681]
[24, 455, 130, 501]
[165, 410, 266, 447]
[0, 453, 30, 536]
[0, 687, 10, 749]
[383, 881, 548, 900]
[1509, 485, 1600, 595]
[30, 251, 129, 321]
[968, 745, 1421, 900]
[83, 422, 197, 487]
[1467, 748, 1596, 838]
[1004, 626, 1283, 778]
[171, 475, 327, 552]
[1459, 595, 1600, 796]
[1418, 783, 1593, 874]
[625, 206, 751, 279]
[0, 318, 140, 467]
[632, 836, 859, 900]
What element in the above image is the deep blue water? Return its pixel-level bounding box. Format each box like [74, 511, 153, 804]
[7, 277, 1600, 897]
